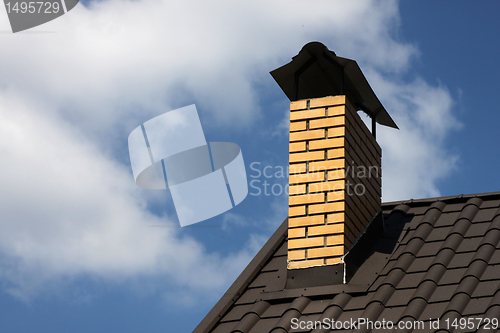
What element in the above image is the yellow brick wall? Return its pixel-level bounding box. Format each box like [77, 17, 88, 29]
[288, 95, 381, 270]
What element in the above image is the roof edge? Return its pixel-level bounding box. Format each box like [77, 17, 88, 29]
[192, 218, 288, 333]
[382, 190, 500, 208]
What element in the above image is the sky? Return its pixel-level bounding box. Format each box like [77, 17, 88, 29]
[0, 1, 499, 332]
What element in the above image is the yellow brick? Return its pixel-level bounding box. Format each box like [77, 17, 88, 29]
[327, 212, 345, 223]
[289, 184, 306, 195]
[288, 228, 306, 238]
[327, 148, 345, 159]
[327, 190, 345, 202]
[327, 105, 346, 116]
[309, 159, 345, 172]
[290, 100, 308, 110]
[308, 180, 344, 193]
[290, 121, 307, 132]
[288, 259, 324, 269]
[309, 116, 345, 129]
[290, 108, 325, 121]
[289, 205, 306, 217]
[326, 257, 343, 265]
[327, 168, 346, 180]
[289, 215, 324, 227]
[328, 127, 346, 138]
[289, 172, 325, 185]
[289, 141, 306, 153]
[288, 236, 324, 249]
[290, 151, 325, 163]
[326, 234, 345, 246]
[289, 193, 325, 206]
[289, 129, 325, 142]
[288, 249, 306, 260]
[309, 137, 344, 150]
[308, 223, 344, 237]
[309, 96, 345, 108]
[307, 246, 344, 259]
[289, 163, 307, 174]
[308, 201, 345, 215]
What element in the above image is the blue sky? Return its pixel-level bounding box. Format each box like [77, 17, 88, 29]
[0, 1, 499, 332]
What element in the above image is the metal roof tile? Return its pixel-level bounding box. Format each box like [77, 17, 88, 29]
[457, 237, 483, 253]
[343, 294, 371, 311]
[386, 289, 415, 307]
[448, 252, 475, 269]
[473, 208, 499, 223]
[490, 249, 500, 264]
[335, 309, 364, 323]
[247, 317, 279, 333]
[407, 257, 435, 273]
[288, 297, 311, 313]
[418, 302, 448, 321]
[378, 259, 397, 277]
[455, 276, 481, 297]
[429, 284, 457, 303]
[464, 222, 491, 238]
[398, 272, 425, 289]
[261, 257, 284, 272]
[416, 241, 443, 257]
[445, 292, 471, 314]
[439, 267, 467, 285]
[302, 299, 330, 315]
[221, 304, 254, 322]
[211, 322, 237, 333]
[248, 271, 274, 289]
[410, 280, 437, 302]
[480, 199, 500, 209]
[481, 264, 500, 281]
[378, 305, 406, 323]
[422, 264, 447, 285]
[434, 211, 460, 227]
[472, 280, 500, 298]
[407, 206, 432, 215]
[235, 288, 265, 305]
[272, 308, 304, 332]
[261, 303, 291, 319]
[442, 203, 466, 213]
[427, 227, 453, 242]
[463, 297, 494, 316]
[481, 230, 500, 251]
[232, 312, 260, 333]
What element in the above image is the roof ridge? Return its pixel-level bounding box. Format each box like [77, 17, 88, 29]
[382, 190, 500, 207]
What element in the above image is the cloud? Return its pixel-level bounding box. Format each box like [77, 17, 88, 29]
[0, 90, 254, 301]
[0, 0, 461, 304]
[372, 74, 461, 201]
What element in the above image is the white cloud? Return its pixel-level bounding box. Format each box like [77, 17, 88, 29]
[0, 0, 461, 304]
[0, 91, 254, 301]
[372, 74, 461, 201]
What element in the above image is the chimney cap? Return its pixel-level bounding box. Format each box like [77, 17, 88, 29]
[270, 41, 398, 129]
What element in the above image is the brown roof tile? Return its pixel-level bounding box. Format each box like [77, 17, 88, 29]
[193, 192, 500, 333]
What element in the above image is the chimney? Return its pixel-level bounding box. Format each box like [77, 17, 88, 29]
[271, 42, 398, 286]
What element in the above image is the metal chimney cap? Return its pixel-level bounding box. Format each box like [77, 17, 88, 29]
[271, 41, 398, 129]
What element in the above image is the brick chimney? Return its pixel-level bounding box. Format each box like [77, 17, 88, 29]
[271, 42, 397, 285]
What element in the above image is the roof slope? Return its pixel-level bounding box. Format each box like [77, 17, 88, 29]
[193, 192, 500, 333]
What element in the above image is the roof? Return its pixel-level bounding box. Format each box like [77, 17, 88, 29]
[193, 191, 500, 333]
